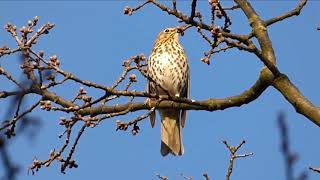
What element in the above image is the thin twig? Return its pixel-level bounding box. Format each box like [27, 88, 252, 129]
[0, 47, 20, 58]
[223, 140, 253, 180]
[0, 67, 25, 90]
[172, 0, 177, 11]
[277, 112, 308, 180]
[309, 167, 320, 173]
[0, 100, 41, 131]
[61, 124, 86, 173]
[223, 5, 240, 11]
[203, 173, 210, 180]
[265, 0, 307, 26]
[190, 0, 197, 20]
[181, 173, 193, 180]
[156, 173, 169, 180]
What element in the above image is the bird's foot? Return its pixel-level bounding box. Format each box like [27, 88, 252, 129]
[145, 98, 152, 107]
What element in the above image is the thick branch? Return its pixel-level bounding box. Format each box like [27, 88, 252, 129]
[234, 0, 320, 127]
[37, 89, 76, 108]
[234, 0, 280, 77]
[273, 74, 320, 126]
[79, 69, 271, 116]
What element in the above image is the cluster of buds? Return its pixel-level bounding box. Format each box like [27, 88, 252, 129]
[210, 26, 222, 37]
[20, 62, 34, 75]
[49, 149, 55, 159]
[28, 16, 39, 27]
[201, 57, 210, 65]
[72, 87, 89, 103]
[0, 45, 9, 56]
[123, 54, 145, 68]
[134, 54, 145, 63]
[49, 55, 60, 67]
[20, 26, 34, 40]
[131, 123, 140, 136]
[73, 115, 97, 127]
[46, 73, 56, 82]
[116, 120, 128, 131]
[208, 0, 219, 7]
[32, 58, 41, 68]
[29, 158, 41, 175]
[123, 6, 133, 16]
[84, 119, 96, 128]
[132, 54, 146, 68]
[138, 53, 146, 61]
[37, 23, 55, 35]
[116, 120, 140, 136]
[78, 87, 87, 95]
[129, 74, 137, 82]
[40, 100, 52, 111]
[4, 22, 17, 36]
[79, 95, 92, 105]
[0, 66, 4, 74]
[56, 156, 63, 162]
[5, 126, 16, 139]
[59, 117, 72, 127]
[38, 50, 45, 58]
[122, 59, 131, 67]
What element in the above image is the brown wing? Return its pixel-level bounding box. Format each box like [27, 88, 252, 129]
[148, 80, 156, 128]
[181, 70, 189, 128]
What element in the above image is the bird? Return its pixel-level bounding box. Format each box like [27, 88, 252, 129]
[147, 27, 190, 156]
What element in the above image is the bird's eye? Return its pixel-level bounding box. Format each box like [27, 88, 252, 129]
[164, 29, 170, 33]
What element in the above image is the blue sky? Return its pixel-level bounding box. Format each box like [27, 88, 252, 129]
[0, 1, 320, 180]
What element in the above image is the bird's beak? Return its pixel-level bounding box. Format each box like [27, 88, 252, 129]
[177, 25, 192, 36]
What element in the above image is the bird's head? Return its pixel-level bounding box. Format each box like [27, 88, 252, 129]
[155, 27, 179, 43]
[154, 25, 191, 46]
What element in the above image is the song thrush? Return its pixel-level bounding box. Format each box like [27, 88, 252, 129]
[147, 27, 190, 156]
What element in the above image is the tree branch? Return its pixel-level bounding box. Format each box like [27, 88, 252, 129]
[265, 0, 307, 26]
[309, 167, 320, 173]
[0, 0, 317, 175]
[234, 0, 320, 126]
[223, 140, 253, 180]
[273, 74, 320, 126]
[234, 0, 280, 77]
[78, 69, 271, 116]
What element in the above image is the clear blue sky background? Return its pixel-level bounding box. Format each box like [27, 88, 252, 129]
[0, 1, 320, 180]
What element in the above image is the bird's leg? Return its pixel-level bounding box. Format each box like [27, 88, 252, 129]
[145, 86, 162, 109]
[145, 98, 152, 109]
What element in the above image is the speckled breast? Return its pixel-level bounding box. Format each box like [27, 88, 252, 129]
[147, 40, 189, 97]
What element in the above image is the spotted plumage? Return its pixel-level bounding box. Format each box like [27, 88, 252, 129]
[147, 27, 190, 156]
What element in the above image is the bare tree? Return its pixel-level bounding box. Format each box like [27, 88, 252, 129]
[0, 0, 318, 179]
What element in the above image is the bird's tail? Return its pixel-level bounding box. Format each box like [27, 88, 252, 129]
[160, 109, 184, 156]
